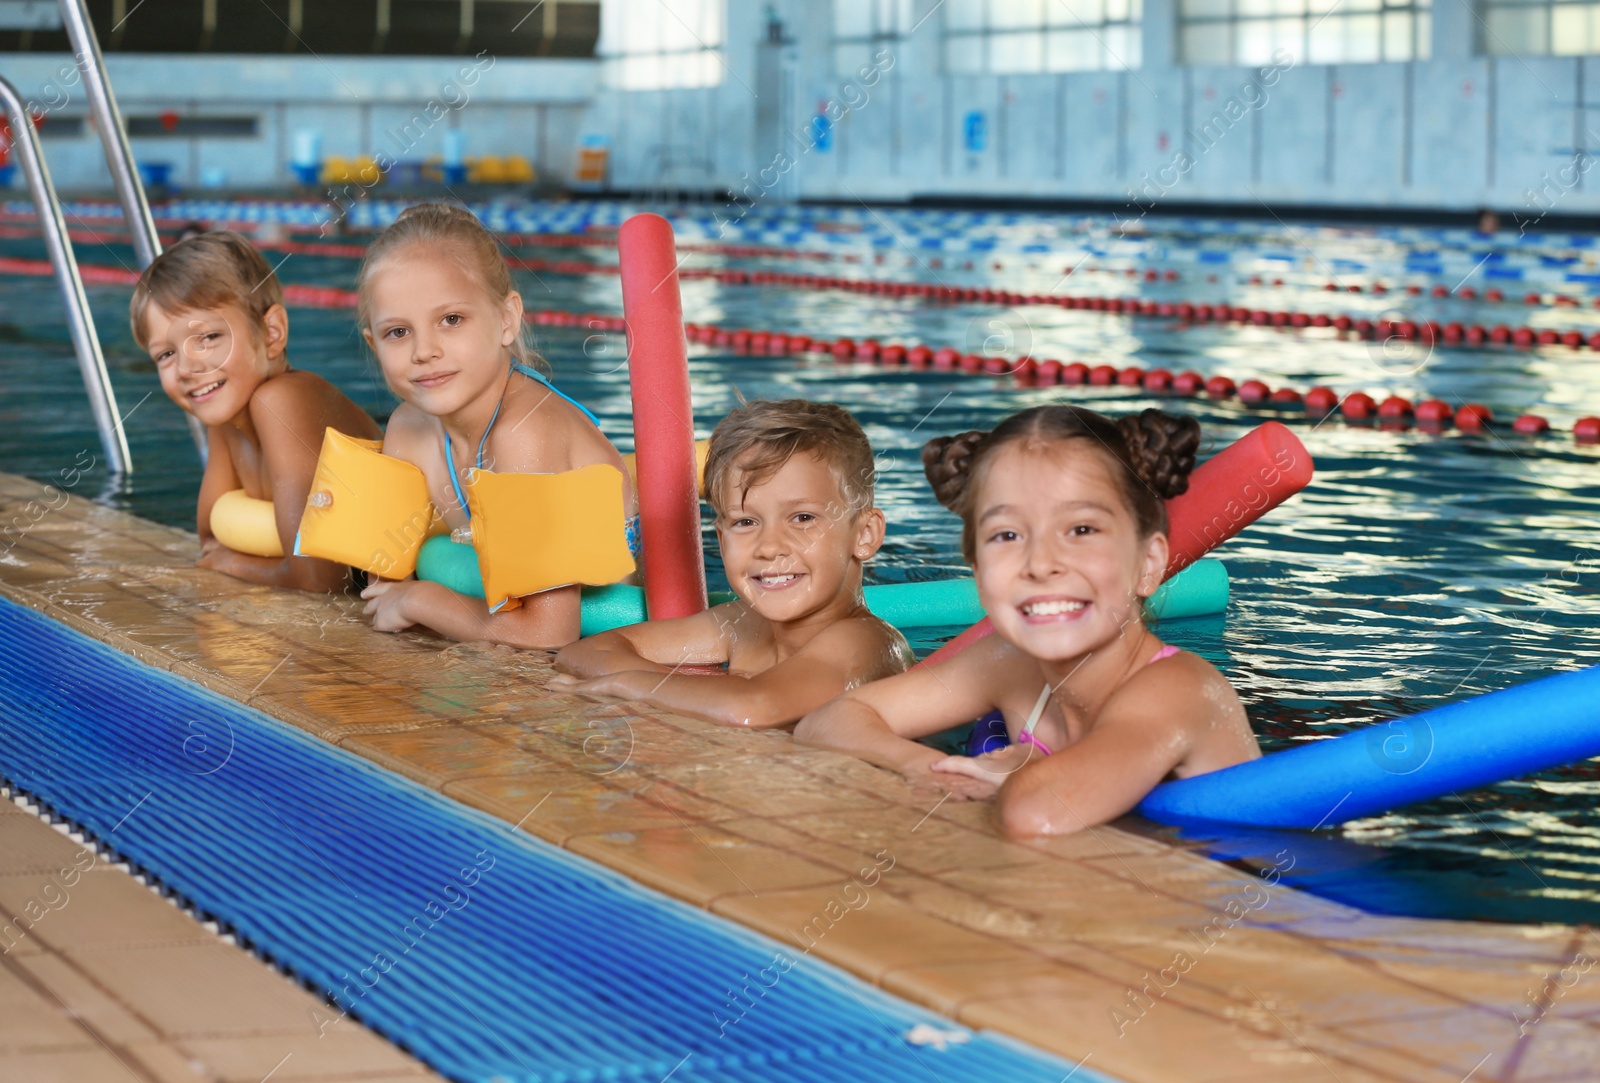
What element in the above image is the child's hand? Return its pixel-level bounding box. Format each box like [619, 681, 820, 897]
[196, 539, 237, 574]
[905, 762, 998, 802]
[360, 578, 419, 632]
[926, 743, 1040, 800]
[547, 671, 642, 700]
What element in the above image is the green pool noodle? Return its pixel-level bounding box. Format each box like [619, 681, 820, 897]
[1144, 557, 1230, 622]
[416, 536, 1228, 635]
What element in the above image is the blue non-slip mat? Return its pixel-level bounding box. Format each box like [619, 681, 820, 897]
[0, 597, 1111, 1083]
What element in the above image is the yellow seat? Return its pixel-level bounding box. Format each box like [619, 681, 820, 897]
[319, 156, 351, 184]
[504, 156, 536, 183]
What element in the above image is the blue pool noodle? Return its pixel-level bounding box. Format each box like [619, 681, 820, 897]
[1138, 663, 1600, 829]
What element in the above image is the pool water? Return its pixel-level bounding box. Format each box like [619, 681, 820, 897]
[2, 201, 1598, 926]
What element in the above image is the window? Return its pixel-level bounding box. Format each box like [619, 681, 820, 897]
[834, 0, 914, 73]
[0, 0, 598, 57]
[944, 0, 1143, 74]
[599, 0, 725, 90]
[1178, 0, 1430, 64]
[1482, 0, 1600, 55]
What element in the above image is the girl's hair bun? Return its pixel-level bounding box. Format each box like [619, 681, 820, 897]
[1115, 408, 1201, 500]
[920, 430, 987, 511]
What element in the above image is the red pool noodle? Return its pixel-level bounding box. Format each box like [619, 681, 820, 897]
[921, 422, 1313, 666]
[618, 214, 708, 619]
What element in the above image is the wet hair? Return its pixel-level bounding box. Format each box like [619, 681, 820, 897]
[129, 231, 282, 351]
[703, 399, 875, 517]
[921, 405, 1200, 564]
[355, 201, 541, 370]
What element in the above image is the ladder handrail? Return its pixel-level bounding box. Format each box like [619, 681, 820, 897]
[59, 0, 207, 463]
[58, 0, 158, 268]
[0, 75, 132, 475]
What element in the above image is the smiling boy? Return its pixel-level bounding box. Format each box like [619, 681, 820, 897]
[133, 232, 381, 590]
[552, 399, 911, 728]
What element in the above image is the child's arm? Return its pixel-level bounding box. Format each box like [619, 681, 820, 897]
[554, 612, 908, 729]
[554, 605, 736, 678]
[195, 426, 239, 549]
[794, 632, 1002, 787]
[197, 378, 354, 592]
[980, 660, 1230, 838]
[362, 578, 584, 650]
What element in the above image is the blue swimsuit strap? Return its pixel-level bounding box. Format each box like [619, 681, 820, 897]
[512, 363, 601, 428]
[440, 365, 601, 516]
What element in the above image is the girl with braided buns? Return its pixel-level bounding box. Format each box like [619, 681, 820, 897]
[795, 405, 1258, 837]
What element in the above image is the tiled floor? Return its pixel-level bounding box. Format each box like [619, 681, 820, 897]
[1, 470, 1596, 1082]
[0, 796, 439, 1083]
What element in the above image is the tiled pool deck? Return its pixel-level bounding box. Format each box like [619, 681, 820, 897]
[0, 470, 1594, 1083]
[0, 798, 440, 1082]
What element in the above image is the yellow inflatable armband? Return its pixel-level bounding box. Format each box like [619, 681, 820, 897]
[210, 489, 284, 558]
[464, 463, 636, 611]
[295, 429, 438, 578]
[621, 438, 710, 494]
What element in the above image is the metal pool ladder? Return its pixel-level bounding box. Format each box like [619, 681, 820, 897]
[0, 72, 131, 474]
[1, 0, 213, 474]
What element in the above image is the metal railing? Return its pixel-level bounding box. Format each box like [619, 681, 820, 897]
[58, 0, 208, 463]
[0, 74, 132, 474]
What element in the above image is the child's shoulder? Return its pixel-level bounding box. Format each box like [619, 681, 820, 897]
[249, 368, 338, 409]
[805, 610, 914, 677]
[1111, 645, 1243, 728]
[381, 401, 436, 448]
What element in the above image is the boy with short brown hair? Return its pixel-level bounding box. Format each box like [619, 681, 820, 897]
[552, 399, 911, 727]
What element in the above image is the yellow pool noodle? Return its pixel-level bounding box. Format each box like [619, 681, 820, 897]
[209, 489, 284, 558]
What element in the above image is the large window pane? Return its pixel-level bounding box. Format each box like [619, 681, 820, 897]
[836, 0, 873, 37]
[946, 0, 1138, 72]
[1307, 12, 1346, 60]
[1105, 22, 1141, 64]
[1235, 16, 1275, 59]
[602, 0, 724, 91]
[1381, 9, 1413, 57]
[947, 0, 987, 30]
[1550, 2, 1594, 52]
[993, 0, 1046, 27]
[990, 28, 1046, 68]
[1181, 0, 1426, 60]
[1483, 4, 1546, 52]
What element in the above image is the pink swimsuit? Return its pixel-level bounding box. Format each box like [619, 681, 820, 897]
[1016, 645, 1181, 756]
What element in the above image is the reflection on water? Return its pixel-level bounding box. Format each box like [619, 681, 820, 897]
[2, 212, 1599, 924]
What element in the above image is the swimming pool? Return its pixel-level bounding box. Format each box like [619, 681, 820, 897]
[2, 197, 1597, 926]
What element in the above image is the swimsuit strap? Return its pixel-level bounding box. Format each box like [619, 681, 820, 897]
[440, 362, 595, 516]
[1018, 646, 1176, 758]
[512, 362, 601, 428]
[1017, 684, 1055, 757]
[441, 392, 504, 516]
